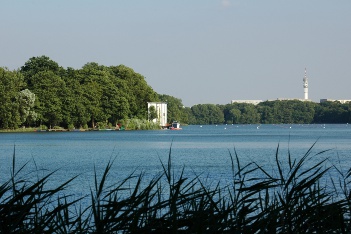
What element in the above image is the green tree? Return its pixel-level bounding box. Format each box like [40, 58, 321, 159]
[60, 67, 92, 128]
[148, 105, 158, 121]
[158, 94, 188, 124]
[21, 55, 64, 88]
[79, 63, 112, 128]
[230, 108, 242, 124]
[30, 71, 65, 128]
[291, 101, 316, 123]
[347, 102, 351, 123]
[240, 105, 260, 123]
[223, 103, 259, 124]
[0, 68, 25, 129]
[82, 80, 104, 128]
[191, 104, 224, 125]
[18, 89, 37, 126]
[109, 65, 158, 118]
[314, 101, 348, 123]
[184, 107, 196, 124]
[257, 105, 274, 124]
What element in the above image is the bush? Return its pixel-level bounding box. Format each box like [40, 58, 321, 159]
[68, 123, 75, 130]
[38, 125, 47, 130]
[124, 118, 160, 130]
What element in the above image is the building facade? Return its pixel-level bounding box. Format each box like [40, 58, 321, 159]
[320, 99, 351, 104]
[147, 102, 167, 127]
[231, 100, 263, 105]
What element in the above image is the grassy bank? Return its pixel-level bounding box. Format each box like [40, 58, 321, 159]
[1, 143, 351, 233]
[0, 119, 162, 133]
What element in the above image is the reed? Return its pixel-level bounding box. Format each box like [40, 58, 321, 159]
[1, 143, 350, 233]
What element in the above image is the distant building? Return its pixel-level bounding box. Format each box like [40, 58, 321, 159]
[231, 98, 312, 105]
[320, 99, 351, 104]
[231, 100, 263, 105]
[272, 98, 312, 102]
[147, 102, 167, 127]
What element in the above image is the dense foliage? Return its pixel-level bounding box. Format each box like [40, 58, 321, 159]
[2, 145, 351, 233]
[1, 56, 351, 129]
[1, 56, 176, 129]
[189, 101, 351, 125]
[158, 94, 188, 124]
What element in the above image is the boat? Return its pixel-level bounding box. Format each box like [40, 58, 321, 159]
[169, 121, 182, 130]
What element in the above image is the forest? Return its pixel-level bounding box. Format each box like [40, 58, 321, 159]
[189, 100, 351, 125]
[1, 55, 350, 130]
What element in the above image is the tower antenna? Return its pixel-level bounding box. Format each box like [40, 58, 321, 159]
[303, 68, 308, 100]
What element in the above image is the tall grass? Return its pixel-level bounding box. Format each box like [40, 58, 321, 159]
[1, 143, 351, 233]
[122, 118, 161, 130]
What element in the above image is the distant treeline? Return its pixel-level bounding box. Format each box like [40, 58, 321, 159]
[188, 100, 351, 125]
[1, 56, 350, 129]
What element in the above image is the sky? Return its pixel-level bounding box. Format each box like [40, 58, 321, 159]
[1, 0, 351, 107]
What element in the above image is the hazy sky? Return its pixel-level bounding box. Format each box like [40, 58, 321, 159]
[1, 1, 350, 107]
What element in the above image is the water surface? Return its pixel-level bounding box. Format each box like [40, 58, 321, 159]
[1, 124, 350, 200]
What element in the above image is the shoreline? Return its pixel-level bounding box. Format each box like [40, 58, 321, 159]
[0, 127, 125, 133]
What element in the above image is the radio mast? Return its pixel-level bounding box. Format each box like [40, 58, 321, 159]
[303, 68, 308, 100]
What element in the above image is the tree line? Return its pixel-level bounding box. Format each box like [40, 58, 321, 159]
[1, 55, 350, 129]
[1, 56, 160, 129]
[188, 100, 351, 125]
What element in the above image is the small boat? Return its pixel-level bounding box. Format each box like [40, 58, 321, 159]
[169, 121, 182, 130]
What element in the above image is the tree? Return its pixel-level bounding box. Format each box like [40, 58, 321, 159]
[158, 94, 188, 124]
[18, 89, 37, 126]
[223, 103, 259, 124]
[30, 71, 65, 128]
[191, 104, 224, 125]
[113, 96, 130, 124]
[21, 56, 63, 88]
[257, 105, 274, 124]
[230, 108, 242, 124]
[60, 67, 92, 129]
[0, 68, 25, 129]
[240, 105, 259, 123]
[314, 101, 348, 123]
[148, 105, 158, 121]
[109, 65, 159, 118]
[82, 80, 104, 128]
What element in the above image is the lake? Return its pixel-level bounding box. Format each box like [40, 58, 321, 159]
[1, 124, 351, 202]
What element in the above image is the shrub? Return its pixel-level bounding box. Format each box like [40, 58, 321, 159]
[38, 125, 47, 130]
[68, 123, 75, 130]
[124, 118, 160, 130]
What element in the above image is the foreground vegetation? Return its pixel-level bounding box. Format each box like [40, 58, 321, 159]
[1, 55, 351, 130]
[1, 143, 351, 233]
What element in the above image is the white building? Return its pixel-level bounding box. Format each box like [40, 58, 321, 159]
[320, 99, 351, 104]
[147, 102, 167, 127]
[231, 100, 263, 105]
[272, 98, 312, 102]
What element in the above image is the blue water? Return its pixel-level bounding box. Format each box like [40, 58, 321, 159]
[1, 124, 351, 202]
